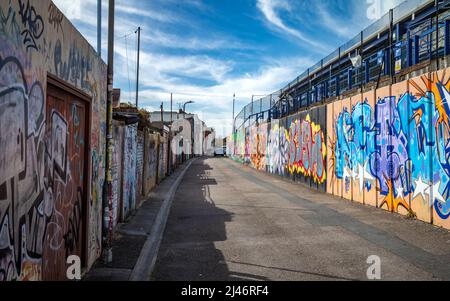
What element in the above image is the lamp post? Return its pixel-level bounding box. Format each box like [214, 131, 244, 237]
[183, 100, 194, 118]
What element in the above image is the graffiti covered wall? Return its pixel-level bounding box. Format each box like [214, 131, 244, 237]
[249, 123, 267, 171]
[158, 134, 168, 183]
[111, 121, 124, 227]
[136, 130, 144, 206]
[234, 70, 450, 230]
[233, 107, 327, 191]
[325, 71, 450, 229]
[143, 131, 158, 196]
[267, 119, 288, 176]
[285, 107, 327, 191]
[121, 124, 137, 221]
[0, 0, 107, 280]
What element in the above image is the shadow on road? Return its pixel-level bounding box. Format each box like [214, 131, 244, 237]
[153, 158, 268, 281]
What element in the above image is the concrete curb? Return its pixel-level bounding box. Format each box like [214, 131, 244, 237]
[129, 159, 196, 281]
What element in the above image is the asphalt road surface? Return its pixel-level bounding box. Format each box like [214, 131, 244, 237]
[153, 158, 450, 281]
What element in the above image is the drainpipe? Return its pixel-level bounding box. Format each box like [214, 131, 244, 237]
[102, 0, 115, 264]
[97, 0, 101, 55]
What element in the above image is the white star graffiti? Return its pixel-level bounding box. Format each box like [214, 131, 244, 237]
[356, 162, 375, 193]
[396, 185, 404, 199]
[426, 181, 446, 205]
[343, 166, 351, 180]
[351, 166, 359, 181]
[412, 175, 429, 200]
[356, 164, 365, 192]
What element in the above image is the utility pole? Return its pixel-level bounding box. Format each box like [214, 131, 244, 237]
[169, 94, 173, 174]
[232, 93, 235, 128]
[102, 0, 115, 264]
[135, 26, 141, 108]
[97, 0, 101, 55]
[170, 93, 173, 123]
[232, 93, 235, 157]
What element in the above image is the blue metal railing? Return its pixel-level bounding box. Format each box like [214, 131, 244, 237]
[234, 0, 450, 130]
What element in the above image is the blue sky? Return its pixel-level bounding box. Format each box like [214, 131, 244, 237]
[53, 0, 403, 137]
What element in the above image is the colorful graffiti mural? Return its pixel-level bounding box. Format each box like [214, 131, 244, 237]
[267, 120, 288, 175]
[233, 70, 450, 230]
[326, 71, 450, 228]
[136, 131, 144, 205]
[231, 107, 327, 190]
[0, 0, 107, 280]
[286, 114, 327, 185]
[121, 124, 137, 221]
[250, 123, 267, 171]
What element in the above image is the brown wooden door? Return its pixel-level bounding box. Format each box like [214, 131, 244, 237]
[42, 84, 88, 280]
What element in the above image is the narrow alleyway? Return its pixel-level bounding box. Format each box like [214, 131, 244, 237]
[153, 158, 450, 281]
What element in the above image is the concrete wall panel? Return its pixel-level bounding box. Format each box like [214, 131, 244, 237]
[341, 97, 353, 202]
[391, 81, 410, 216]
[121, 124, 137, 221]
[136, 130, 144, 206]
[326, 103, 334, 195]
[143, 132, 158, 196]
[332, 99, 343, 198]
[432, 68, 450, 229]
[350, 94, 364, 205]
[408, 73, 433, 223]
[363, 90, 377, 208]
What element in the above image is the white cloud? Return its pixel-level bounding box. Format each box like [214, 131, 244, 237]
[141, 30, 253, 51]
[115, 4, 179, 24]
[50, 0, 315, 135]
[316, 4, 354, 38]
[130, 56, 314, 134]
[256, 0, 326, 51]
[114, 45, 233, 85]
[52, 0, 89, 20]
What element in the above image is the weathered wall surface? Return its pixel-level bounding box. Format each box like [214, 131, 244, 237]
[0, 0, 107, 280]
[121, 124, 137, 221]
[158, 134, 168, 183]
[135, 130, 144, 206]
[232, 69, 450, 230]
[112, 121, 124, 227]
[192, 115, 204, 156]
[143, 131, 158, 196]
[171, 119, 192, 157]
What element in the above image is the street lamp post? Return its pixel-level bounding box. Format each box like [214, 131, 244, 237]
[183, 100, 194, 118]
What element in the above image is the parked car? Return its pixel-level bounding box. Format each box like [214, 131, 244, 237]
[214, 147, 225, 157]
